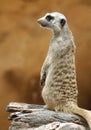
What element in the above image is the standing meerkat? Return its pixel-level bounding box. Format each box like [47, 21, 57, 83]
[37, 12, 91, 129]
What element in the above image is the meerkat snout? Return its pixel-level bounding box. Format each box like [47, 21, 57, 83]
[37, 18, 48, 27]
[37, 15, 54, 27]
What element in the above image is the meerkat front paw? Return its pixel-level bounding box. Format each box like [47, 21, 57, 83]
[40, 72, 46, 86]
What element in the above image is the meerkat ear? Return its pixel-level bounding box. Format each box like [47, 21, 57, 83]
[60, 19, 66, 28]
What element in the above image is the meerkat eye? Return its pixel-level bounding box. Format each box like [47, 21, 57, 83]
[46, 15, 54, 21]
[60, 18, 66, 27]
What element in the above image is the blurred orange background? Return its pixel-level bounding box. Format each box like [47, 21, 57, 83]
[0, 0, 91, 130]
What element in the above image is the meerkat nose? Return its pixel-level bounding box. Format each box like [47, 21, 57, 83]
[37, 19, 41, 23]
[37, 18, 43, 25]
[37, 18, 43, 24]
[37, 18, 47, 27]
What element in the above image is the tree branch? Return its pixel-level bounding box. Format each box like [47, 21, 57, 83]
[6, 102, 89, 130]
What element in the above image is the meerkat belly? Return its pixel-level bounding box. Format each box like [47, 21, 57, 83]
[42, 54, 78, 110]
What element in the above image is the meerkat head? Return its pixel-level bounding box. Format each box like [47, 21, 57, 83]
[37, 12, 67, 34]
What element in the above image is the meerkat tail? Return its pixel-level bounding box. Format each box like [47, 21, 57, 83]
[72, 106, 91, 129]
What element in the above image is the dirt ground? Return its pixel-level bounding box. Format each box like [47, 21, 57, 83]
[0, 0, 91, 129]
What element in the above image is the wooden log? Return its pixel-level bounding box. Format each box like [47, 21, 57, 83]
[6, 102, 89, 130]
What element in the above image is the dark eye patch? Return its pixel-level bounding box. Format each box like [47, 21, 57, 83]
[46, 15, 54, 21]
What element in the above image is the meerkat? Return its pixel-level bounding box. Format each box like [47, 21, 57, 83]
[37, 12, 91, 129]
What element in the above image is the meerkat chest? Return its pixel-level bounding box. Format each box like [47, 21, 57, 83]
[49, 40, 72, 62]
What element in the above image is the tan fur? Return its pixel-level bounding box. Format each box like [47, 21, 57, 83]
[38, 12, 91, 129]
